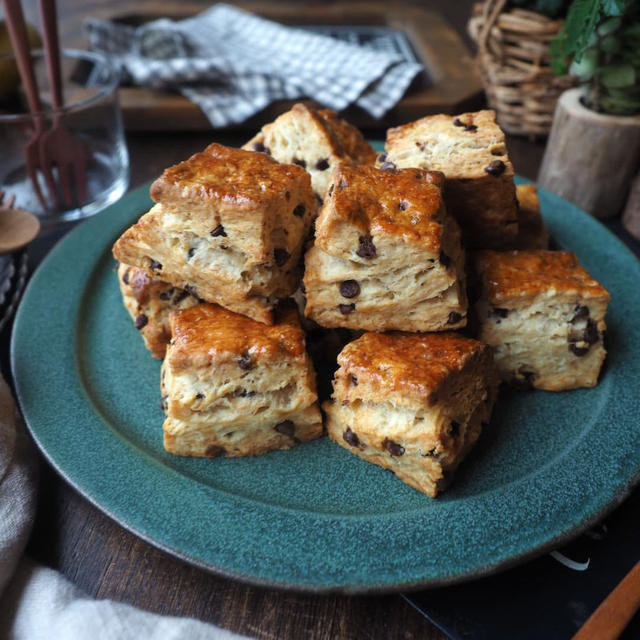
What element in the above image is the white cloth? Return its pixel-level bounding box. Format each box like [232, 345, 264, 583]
[84, 3, 423, 126]
[0, 375, 252, 639]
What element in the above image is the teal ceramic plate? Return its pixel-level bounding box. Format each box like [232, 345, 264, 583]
[11, 180, 640, 593]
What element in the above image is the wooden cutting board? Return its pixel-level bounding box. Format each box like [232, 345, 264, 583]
[96, 1, 483, 130]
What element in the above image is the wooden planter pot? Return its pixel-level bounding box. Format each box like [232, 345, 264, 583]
[538, 88, 640, 219]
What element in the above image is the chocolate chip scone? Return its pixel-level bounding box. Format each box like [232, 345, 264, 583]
[243, 103, 376, 202]
[117, 263, 199, 359]
[475, 250, 610, 390]
[161, 301, 323, 458]
[324, 332, 498, 497]
[303, 162, 467, 332]
[112, 143, 316, 325]
[382, 109, 518, 249]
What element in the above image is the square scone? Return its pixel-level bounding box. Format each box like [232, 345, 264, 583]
[161, 301, 323, 458]
[112, 143, 316, 325]
[117, 263, 199, 359]
[474, 250, 611, 390]
[324, 332, 498, 498]
[383, 109, 519, 249]
[304, 162, 467, 332]
[243, 103, 377, 201]
[503, 184, 549, 251]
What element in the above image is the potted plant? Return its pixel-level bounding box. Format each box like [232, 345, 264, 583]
[537, 0, 640, 219]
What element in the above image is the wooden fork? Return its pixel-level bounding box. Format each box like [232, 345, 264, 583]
[2, 0, 50, 210]
[38, 0, 88, 209]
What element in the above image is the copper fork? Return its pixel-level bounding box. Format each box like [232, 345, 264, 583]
[38, 0, 88, 209]
[2, 0, 49, 210]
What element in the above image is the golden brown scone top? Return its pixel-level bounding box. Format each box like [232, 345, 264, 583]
[337, 332, 489, 400]
[168, 301, 306, 370]
[313, 106, 377, 165]
[150, 143, 311, 211]
[315, 162, 447, 251]
[475, 250, 611, 305]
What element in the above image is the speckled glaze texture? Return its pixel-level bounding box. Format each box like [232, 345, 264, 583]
[11, 177, 640, 593]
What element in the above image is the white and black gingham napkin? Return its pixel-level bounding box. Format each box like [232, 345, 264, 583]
[84, 3, 422, 127]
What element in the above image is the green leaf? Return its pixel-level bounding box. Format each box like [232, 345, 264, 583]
[569, 47, 599, 78]
[598, 63, 636, 87]
[563, 0, 603, 56]
[598, 16, 622, 35]
[601, 0, 628, 16]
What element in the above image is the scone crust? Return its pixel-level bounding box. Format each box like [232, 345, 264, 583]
[337, 332, 491, 404]
[150, 142, 311, 213]
[314, 106, 377, 165]
[168, 302, 307, 373]
[117, 263, 198, 358]
[475, 250, 611, 307]
[508, 184, 549, 250]
[315, 162, 447, 254]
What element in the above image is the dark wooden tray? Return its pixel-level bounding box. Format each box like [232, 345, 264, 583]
[107, 1, 483, 131]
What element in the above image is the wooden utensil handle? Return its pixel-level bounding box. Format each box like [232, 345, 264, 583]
[1, 0, 43, 116]
[572, 559, 640, 640]
[38, 0, 63, 109]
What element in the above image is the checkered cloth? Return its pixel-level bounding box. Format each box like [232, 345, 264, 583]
[84, 3, 422, 127]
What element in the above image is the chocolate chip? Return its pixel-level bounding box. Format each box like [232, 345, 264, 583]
[512, 370, 535, 390]
[571, 305, 590, 322]
[293, 158, 306, 168]
[569, 344, 590, 357]
[343, 428, 359, 447]
[449, 421, 460, 438]
[453, 118, 464, 127]
[584, 319, 599, 344]
[160, 395, 168, 411]
[356, 235, 377, 259]
[173, 289, 189, 304]
[195, 392, 204, 400]
[238, 354, 253, 370]
[134, 314, 148, 329]
[339, 303, 355, 315]
[384, 438, 405, 457]
[339, 279, 360, 298]
[350, 375, 358, 386]
[275, 420, 295, 438]
[211, 224, 227, 237]
[439, 250, 451, 269]
[293, 204, 305, 217]
[492, 307, 509, 318]
[377, 152, 387, 163]
[316, 194, 323, 205]
[447, 311, 462, 325]
[328, 184, 334, 197]
[159, 289, 174, 301]
[398, 200, 409, 211]
[187, 247, 196, 259]
[234, 388, 256, 398]
[380, 161, 396, 171]
[122, 269, 130, 285]
[252, 141, 269, 154]
[464, 124, 477, 132]
[316, 158, 329, 171]
[205, 445, 224, 458]
[274, 248, 290, 267]
[485, 160, 506, 177]
[184, 284, 198, 297]
[150, 259, 162, 271]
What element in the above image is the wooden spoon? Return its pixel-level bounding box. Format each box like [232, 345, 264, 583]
[0, 205, 40, 253]
[572, 558, 640, 640]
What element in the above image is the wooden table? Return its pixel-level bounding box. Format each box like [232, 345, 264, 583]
[6, 2, 559, 638]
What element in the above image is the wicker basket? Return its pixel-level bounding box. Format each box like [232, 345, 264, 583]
[468, 0, 573, 137]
